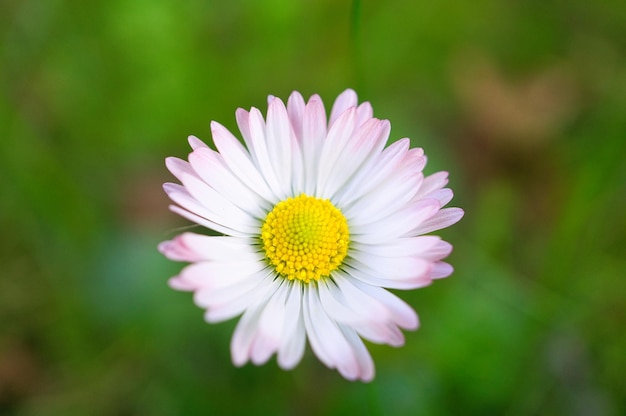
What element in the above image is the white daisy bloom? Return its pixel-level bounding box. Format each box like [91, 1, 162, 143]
[159, 89, 464, 382]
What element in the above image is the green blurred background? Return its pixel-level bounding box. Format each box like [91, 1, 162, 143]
[1, 0, 625, 414]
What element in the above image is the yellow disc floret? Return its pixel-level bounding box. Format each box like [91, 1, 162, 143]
[261, 194, 350, 283]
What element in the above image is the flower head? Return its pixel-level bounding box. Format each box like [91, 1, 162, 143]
[159, 89, 464, 381]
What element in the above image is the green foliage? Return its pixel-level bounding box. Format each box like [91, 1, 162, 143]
[1, 0, 624, 414]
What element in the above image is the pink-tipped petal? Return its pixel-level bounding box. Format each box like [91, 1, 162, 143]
[429, 262, 454, 279]
[165, 157, 194, 183]
[412, 207, 465, 235]
[302, 286, 361, 380]
[250, 281, 290, 365]
[287, 90, 306, 139]
[317, 108, 357, 198]
[188, 135, 208, 149]
[348, 277, 419, 330]
[416, 171, 450, 199]
[277, 281, 306, 370]
[168, 276, 196, 291]
[356, 101, 374, 126]
[188, 147, 270, 217]
[210, 120, 275, 202]
[329, 89, 358, 126]
[266, 97, 294, 198]
[301, 96, 327, 195]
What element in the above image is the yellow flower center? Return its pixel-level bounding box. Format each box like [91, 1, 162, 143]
[261, 194, 350, 283]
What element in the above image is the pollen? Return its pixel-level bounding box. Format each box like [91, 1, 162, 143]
[261, 194, 350, 283]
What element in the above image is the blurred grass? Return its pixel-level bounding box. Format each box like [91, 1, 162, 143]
[1, 0, 625, 415]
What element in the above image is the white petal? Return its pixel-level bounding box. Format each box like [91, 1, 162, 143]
[302, 286, 359, 377]
[179, 173, 259, 234]
[165, 157, 194, 183]
[344, 170, 422, 226]
[210, 120, 275, 202]
[412, 207, 465, 235]
[347, 278, 419, 330]
[189, 147, 271, 217]
[343, 147, 425, 221]
[329, 88, 358, 127]
[318, 277, 404, 346]
[168, 276, 196, 291]
[349, 251, 432, 281]
[160, 234, 258, 263]
[188, 135, 208, 149]
[427, 188, 454, 207]
[350, 199, 441, 244]
[230, 278, 281, 366]
[277, 281, 306, 369]
[230, 302, 265, 366]
[421, 239, 453, 261]
[194, 269, 268, 309]
[343, 263, 432, 290]
[163, 182, 204, 214]
[317, 279, 363, 324]
[301, 96, 327, 195]
[289, 134, 304, 195]
[250, 280, 291, 365]
[332, 274, 394, 320]
[339, 325, 375, 382]
[287, 91, 306, 139]
[169, 205, 246, 237]
[323, 119, 390, 199]
[316, 108, 357, 198]
[429, 261, 454, 279]
[165, 183, 249, 237]
[158, 238, 200, 263]
[200, 272, 272, 322]
[179, 259, 267, 290]
[356, 101, 373, 126]
[245, 108, 284, 197]
[235, 108, 253, 151]
[333, 138, 411, 207]
[285, 93, 306, 193]
[178, 233, 258, 261]
[266, 98, 296, 197]
[416, 171, 449, 199]
[235, 108, 267, 176]
[351, 236, 442, 258]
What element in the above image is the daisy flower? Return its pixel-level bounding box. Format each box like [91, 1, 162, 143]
[159, 89, 464, 381]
